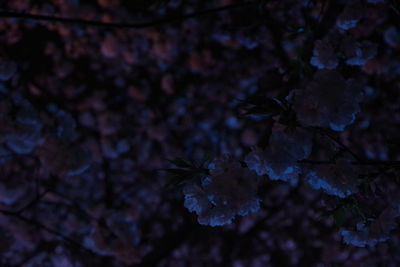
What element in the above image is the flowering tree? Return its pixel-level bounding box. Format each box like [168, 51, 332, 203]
[0, 0, 400, 266]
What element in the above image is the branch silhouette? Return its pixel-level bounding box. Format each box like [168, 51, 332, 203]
[0, 208, 96, 255]
[298, 159, 400, 166]
[0, 2, 252, 29]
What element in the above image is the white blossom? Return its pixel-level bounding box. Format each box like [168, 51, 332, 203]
[291, 70, 363, 131]
[183, 157, 260, 226]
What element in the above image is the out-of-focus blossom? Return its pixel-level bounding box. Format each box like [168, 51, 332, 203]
[0, 161, 31, 205]
[384, 27, 400, 48]
[344, 41, 378, 66]
[0, 58, 16, 81]
[291, 70, 363, 131]
[310, 39, 338, 69]
[0, 95, 43, 155]
[0, 181, 26, 205]
[341, 37, 378, 66]
[56, 110, 79, 142]
[38, 138, 92, 176]
[84, 215, 141, 264]
[336, 2, 363, 31]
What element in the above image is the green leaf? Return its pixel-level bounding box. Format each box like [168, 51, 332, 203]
[162, 174, 191, 192]
[333, 208, 345, 228]
[199, 152, 212, 168]
[162, 168, 191, 175]
[239, 95, 283, 118]
[168, 157, 193, 168]
[352, 204, 367, 221]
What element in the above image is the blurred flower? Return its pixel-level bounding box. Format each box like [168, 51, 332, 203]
[0, 58, 16, 81]
[384, 26, 400, 48]
[291, 70, 363, 131]
[310, 39, 338, 69]
[341, 39, 378, 66]
[336, 2, 363, 31]
[0, 95, 43, 155]
[38, 138, 92, 177]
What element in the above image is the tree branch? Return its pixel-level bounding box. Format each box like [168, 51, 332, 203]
[16, 189, 50, 215]
[0, 208, 95, 255]
[298, 159, 400, 166]
[0, 2, 253, 29]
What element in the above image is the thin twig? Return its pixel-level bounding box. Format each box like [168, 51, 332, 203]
[298, 159, 400, 166]
[0, 2, 253, 29]
[0, 208, 95, 255]
[16, 189, 50, 214]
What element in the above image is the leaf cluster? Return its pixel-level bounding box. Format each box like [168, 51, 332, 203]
[237, 94, 285, 120]
[162, 153, 212, 191]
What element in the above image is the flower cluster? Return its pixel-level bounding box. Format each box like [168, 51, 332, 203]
[183, 157, 260, 226]
[341, 38, 378, 66]
[336, 1, 363, 31]
[310, 39, 339, 69]
[341, 207, 399, 247]
[305, 159, 361, 198]
[291, 70, 363, 131]
[245, 125, 312, 184]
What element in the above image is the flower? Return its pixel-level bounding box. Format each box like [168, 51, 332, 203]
[291, 70, 363, 131]
[305, 159, 360, 198]
[336, 2, 363, 31]
[310, 39, 338, 69]
[341, 208, 399, 247]
[183, 157, 260, 226]
[0, 58, 16, 81]
[344, 40, 377, 66]
[245, 125, 312, 184]
[384, 27, 400, 48]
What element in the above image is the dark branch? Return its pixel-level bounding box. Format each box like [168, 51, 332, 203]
[298, 159, 400, 166]
[0, 208, 95, 255]
[16, 189, 50, 214]
[0, 2, 253, 29]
